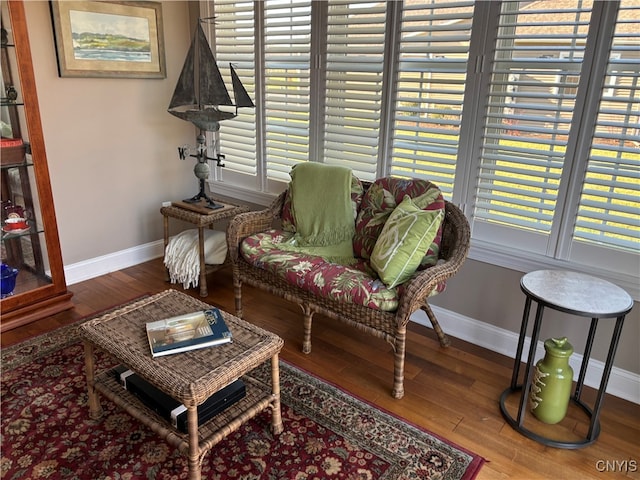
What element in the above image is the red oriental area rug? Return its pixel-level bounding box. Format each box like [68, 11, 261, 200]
[1, 319, 484, 479]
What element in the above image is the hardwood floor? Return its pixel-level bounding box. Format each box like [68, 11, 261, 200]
[2, 258, 639, 479]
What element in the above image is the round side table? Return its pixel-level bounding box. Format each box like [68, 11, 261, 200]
[499, 270, 633, 449]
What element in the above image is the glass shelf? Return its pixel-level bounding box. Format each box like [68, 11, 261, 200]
[0, 159, 33, 169]
[1, 223, 40, 240]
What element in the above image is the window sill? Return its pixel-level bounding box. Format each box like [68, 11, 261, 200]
[469, 239, 639, 302]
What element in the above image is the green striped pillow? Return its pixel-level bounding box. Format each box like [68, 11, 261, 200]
[370, 195, 444, 288]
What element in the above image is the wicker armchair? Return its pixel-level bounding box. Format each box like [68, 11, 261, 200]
[227, 181, 470, 399]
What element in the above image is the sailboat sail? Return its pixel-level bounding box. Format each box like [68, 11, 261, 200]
[168, 34, 196, 109]
[230, 64, 255, 110]
[168, 21, 253, 131]
[197, 26, 231, 107]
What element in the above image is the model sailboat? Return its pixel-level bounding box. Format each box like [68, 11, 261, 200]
[168, 21, 254, 132]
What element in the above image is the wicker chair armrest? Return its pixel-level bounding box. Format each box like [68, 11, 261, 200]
[227, 192, 286, 262]
[395, 201, 471, 325]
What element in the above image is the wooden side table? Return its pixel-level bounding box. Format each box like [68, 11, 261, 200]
[161, 201, 249, 297]
[499, 269, 633, 448]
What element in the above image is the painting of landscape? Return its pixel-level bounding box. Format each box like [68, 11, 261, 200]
[50, 1, 165, 78]
[69, 10, 151, 63]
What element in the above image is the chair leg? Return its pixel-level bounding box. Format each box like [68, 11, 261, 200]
[392, 326, 406, 399]
[299, 304, 314, 354]
[421, 303, 451, 347]
[233, 276, 243, 319]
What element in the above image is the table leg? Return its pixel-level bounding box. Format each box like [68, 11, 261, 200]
[511, 296, 532, 389]
[187, 406, 201, 480]
[587, 315, 625, 441]
[163, 214, 170, 282]
[83, 340, 102, 419]
[270, 353, 284, 435]
[198, 226, 207, 297]
[575, 318, 598, 401]
[517, 301, 544, 427]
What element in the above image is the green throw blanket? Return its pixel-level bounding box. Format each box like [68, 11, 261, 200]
[281, 163, 356, 264]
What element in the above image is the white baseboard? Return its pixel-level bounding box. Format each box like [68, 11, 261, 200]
[411, 307, 640, 405]
[64, 242, 639, 404]
[64, 240, 165, 285]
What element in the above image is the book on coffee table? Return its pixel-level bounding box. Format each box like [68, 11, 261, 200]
[146, 308, 232, 357]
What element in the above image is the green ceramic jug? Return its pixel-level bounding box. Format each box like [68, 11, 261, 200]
[529, 337, 574, 424]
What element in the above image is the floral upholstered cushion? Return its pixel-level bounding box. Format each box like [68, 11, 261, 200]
[371, 196, 445, 288]
[281, 173, 365, 233]
[240, 229, 401, 311]
[353, 177, 445, 269]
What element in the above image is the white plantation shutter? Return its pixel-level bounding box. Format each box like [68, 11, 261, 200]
[572, 2, 640, 255]
[322, 1, 388, 180]
[391, 0, 475, 198]
[210, 1, 257, 177]
[264, 0, 312, 181]
[468, 0, 639, 280]
[473, 1, 592, 255]
[204, 0, 639, 293]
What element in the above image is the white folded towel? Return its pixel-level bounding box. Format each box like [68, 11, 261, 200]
[164, 229, 228, 289]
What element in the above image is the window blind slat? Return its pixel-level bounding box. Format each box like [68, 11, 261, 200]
[320, 1, 387, 177]
[390, 1, 474, 194]
[262, 0, 312, 180]
[474, 0, 591, 238]
[574, 2, 640, 251]
[213, 0, 257, 175]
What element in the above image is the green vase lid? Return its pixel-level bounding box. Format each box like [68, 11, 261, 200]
[544, 337, 574, 358]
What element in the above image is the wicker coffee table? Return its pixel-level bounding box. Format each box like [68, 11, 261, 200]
[80, 289, 284, 480]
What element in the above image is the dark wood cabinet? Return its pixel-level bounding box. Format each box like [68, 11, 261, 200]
[1, 0, 72, 330]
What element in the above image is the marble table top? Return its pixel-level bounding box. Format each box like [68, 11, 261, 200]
[520, 270, 633, 317]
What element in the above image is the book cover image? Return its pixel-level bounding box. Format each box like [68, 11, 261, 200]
[146, 308, 232, 357]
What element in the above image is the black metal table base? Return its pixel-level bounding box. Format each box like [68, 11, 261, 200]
[500, 271, 632, 449]
[499, 386, 600, 449]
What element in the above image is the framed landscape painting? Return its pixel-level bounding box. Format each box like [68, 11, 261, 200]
[50, 1, 165, 78]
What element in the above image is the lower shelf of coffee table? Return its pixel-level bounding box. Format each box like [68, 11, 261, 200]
[94, 370, 276, 454]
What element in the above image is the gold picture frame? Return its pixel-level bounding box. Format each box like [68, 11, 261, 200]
[50, 1, 165, 79]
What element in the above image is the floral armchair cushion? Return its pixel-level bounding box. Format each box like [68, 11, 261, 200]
[281, 173, 365, 233]
[353, 178, 445, 269]
[240, 229, 404, 311]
